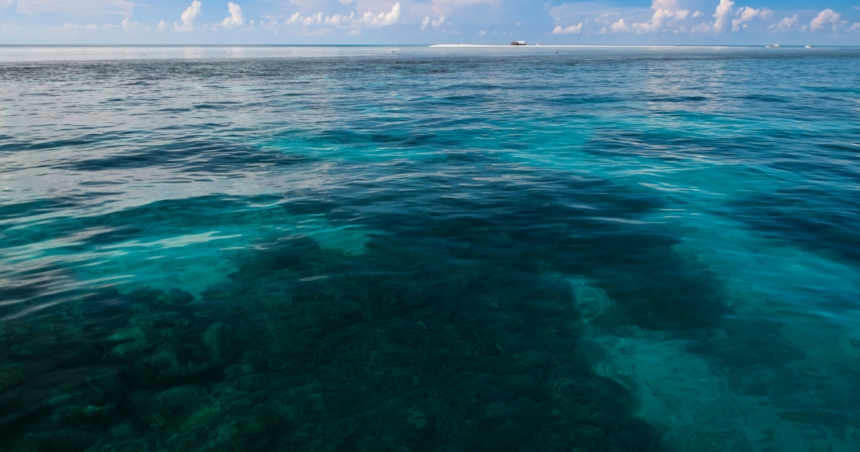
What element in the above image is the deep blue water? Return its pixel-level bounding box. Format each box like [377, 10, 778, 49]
[1, 46, 860, 452]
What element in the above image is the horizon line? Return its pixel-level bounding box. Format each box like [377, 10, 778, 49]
[0, 44, 854, 48]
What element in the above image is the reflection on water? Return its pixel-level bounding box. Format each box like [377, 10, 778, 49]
[1, 47, 859, 452]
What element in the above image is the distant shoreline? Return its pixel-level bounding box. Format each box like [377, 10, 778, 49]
[429, 44, 797, 48]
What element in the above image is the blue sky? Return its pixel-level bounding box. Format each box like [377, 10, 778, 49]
[0, 0, 858, 44]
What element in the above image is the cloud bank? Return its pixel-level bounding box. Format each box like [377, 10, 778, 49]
[12, 0, 860, 44]
[548, 0, 858, 39]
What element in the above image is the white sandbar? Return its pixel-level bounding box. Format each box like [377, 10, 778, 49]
[430, 44, 708, 48]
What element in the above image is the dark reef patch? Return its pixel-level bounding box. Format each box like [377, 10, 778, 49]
[0, 154, 743, 452]
[728, 186, 860, 265]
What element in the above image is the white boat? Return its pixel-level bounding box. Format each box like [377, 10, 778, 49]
[806, 45, 812, 49]
[511, 41, 526, 46]
[766, 44, 779, 48]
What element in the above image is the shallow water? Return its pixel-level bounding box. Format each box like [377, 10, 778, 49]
[1, 46, 859, 452]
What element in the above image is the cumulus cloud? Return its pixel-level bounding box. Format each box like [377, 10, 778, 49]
[769, 15, 797, 33]
[732, 7, 771, 31]
[281, 3, 400, 33]
[432, 16, 445, 30]
[692, 11, 703, 18]
[712, 0, 734, 33]
[325, 12, 354, 26]
[221, 2, 245, 28]
[630, 0, 689, 34]
[285, 11, 355, 27]
[359, 2, 400, 27]
[121, 17, 139, 29]
[286, 11, 323, 26]
[421, 16, 430, 31]
[175, 0, 201, 31]
[634, 8, 674, 33]
[552, 23, 583, 34]
[611, 18, 629, 32]
[853, 22, 860, 31]
[810, 9, 845, 32]
[158, 20, 167, 31]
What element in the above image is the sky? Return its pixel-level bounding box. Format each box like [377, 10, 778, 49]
[0, 0, 859, 45]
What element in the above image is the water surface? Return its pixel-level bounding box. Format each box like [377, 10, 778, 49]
[1, 46, 859, 452]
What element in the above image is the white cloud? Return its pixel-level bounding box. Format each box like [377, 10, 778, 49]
[552, 23, 583, 34]
[359, 2, 400, 27]
[421, 16, 430, 31]
[158, 20, 167, 31]
[284, 12, 348, 26]
[325, 12, 354, 26]
[286, 11, 323, 26]
[598, 27, 607, 34]
[611, 18, 629, 32]
[692, 11, 703, 18]
[182, 1, 201, 24]
[18, 0, 134, 16]
[175, 0, 201, 31]
[121, 17, 139, 29]
[549, 2, 648, 36]
[634, 8, 674, 33]
[853, 22, 860, 31]
[221, 2, 245, 28]
[712, 0, 734, 33]
[480, 29, 485, 35]
[810, 9, 845, 32]
[732, 6, 763, 31]
[432, 16, 445, 29]
[629, 0, 690, 34]
[281, 3, 400, 33]
[62, 22, 114, 30]
[768, 15, 797, 33]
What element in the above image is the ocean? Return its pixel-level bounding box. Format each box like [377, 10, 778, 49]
[1, 45, 859, 452]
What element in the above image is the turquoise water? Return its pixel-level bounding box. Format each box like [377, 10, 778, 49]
[1, 46, 860, 451]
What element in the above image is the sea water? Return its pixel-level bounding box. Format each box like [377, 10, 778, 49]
[1, 46, 859, 452]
